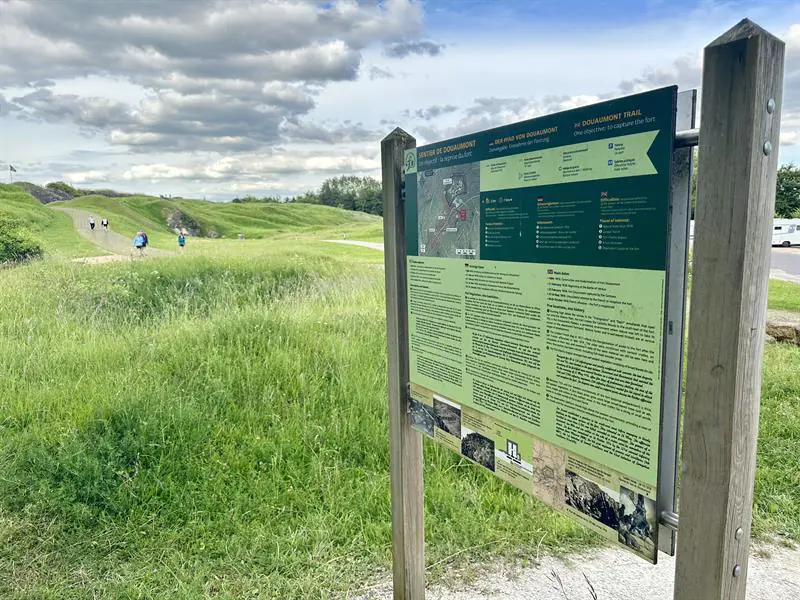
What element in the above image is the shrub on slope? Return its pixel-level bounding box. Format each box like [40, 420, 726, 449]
[0, 184, 98, 258]
[0, 212, 42, 264]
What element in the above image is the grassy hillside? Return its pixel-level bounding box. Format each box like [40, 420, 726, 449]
[0, 184, 100, 258]
[60, 195, 381, 246]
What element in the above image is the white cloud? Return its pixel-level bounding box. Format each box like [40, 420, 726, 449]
[1, 0, 428, 155]
[2, 1, 800, 198]
[64, 170, 110, 184]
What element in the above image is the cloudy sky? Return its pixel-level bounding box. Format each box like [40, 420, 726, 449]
[1, 0, 799, 200]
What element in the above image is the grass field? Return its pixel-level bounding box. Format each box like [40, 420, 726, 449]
[768, 279, 800, 313]
[2, 183, 383, 258]
[59, 195, 381, 248]
[0, 184, 100, 259]
[1, 188, 799, 597]
[0, 243, 591, 599]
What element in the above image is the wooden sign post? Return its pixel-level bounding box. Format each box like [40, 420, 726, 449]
[382, 128, 424, 600]
[382, 19, 785, 600]
[674, 19, 784, 600]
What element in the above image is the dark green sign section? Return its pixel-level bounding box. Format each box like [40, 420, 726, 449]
[405, 86, 677, 271]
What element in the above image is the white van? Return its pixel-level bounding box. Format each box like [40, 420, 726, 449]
[772, 219, 800, 247]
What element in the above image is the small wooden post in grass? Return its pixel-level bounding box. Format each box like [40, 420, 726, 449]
[382, 128, 425, 599]
[674, 19, 784, 600]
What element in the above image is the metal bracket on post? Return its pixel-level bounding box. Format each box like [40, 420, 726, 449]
[657, 89, 697, 555]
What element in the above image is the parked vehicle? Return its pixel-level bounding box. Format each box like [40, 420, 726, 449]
[772, 219, 800, 247]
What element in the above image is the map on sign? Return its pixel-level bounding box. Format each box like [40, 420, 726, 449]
[417, 163, 480, 259]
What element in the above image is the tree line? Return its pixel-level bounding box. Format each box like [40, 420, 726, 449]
[233, 175, 384, 216]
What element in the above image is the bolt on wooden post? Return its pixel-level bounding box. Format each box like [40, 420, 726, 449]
[674, 19, 784, 600]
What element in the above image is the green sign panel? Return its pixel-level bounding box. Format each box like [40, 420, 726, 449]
[404, 87, 677, 563]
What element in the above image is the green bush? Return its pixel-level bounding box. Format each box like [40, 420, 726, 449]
[45, 181, 81, 197]
[0, 211, 43, 264]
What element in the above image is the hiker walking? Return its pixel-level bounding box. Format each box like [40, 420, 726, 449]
[88, 215, 96, 231]
[101, 217, 109, 231]
[141, 230, 149, 247]
[133, 231, 146, 256]
[177, 230, 186, 252]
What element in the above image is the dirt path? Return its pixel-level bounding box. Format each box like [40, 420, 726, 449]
[72, 254, 130, 264]
[356, 543, 800, 599]
[324, 239, 385, 251]
[53, 206, 174, 259]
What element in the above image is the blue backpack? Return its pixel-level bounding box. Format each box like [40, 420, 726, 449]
[134, 234, 145, 248]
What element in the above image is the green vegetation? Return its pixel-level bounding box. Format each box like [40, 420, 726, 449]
[0, 244, 589, 599]
[0, 211, 42, 264]
[233, 175, 384, 216]
[317, 175, 383, 216]
[0, 182, 797, 597]
[775, 164, 800, 219]
[755, 342, 800, 540]
[60, 194, 380, 246]
[769, 280, 800, 313]
[0, 184, 100, 258]
[45, 180, 83, 197]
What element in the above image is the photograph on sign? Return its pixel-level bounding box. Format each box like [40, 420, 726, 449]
[404, 86, 677, 563]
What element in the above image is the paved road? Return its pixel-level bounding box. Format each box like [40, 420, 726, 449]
[771, 247, 800, 284]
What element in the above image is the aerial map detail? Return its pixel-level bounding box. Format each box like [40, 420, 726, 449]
[417, 163, 480, 259]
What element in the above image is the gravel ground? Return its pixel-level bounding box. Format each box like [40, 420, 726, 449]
[354, 543, 800, 600]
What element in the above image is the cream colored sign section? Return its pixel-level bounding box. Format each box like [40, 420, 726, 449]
[480, 131, 658, 192]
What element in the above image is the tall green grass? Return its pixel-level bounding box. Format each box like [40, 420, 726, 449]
[0, 254, 589, 599]
[1, 239, 798, 598]
[768, 279, 800, 313]
[0, 184, 99, 258]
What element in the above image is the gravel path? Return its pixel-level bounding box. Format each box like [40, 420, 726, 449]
[324, 239, 385, 251]
[53, 206, 174, 258]
[355, 543, 800, 599]
[72, 254, 130, 264]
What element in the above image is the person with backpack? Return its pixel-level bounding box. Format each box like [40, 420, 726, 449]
[177, 231, 186, 252]
[133, 231, 146, 256]
[141, 231, 149, 247]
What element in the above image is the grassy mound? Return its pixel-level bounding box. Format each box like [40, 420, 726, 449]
[59, 195, 381, 242]
[0, 184, 100, 258]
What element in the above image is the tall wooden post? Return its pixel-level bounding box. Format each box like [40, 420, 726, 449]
[675, 19, 784, 600]
[382, 128, 425, 599]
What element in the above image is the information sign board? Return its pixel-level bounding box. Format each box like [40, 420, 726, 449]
[403, 86, 677, 563]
